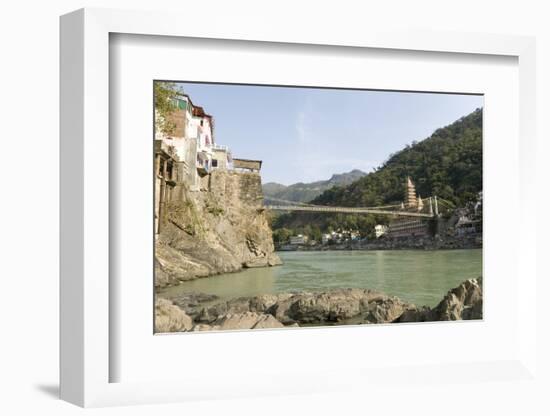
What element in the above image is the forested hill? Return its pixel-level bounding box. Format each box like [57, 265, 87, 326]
[312, 108, 483, 208]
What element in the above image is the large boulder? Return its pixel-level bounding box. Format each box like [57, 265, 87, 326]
[169, 292, 219, 320]
[212, 312, 285, 330]
[431, 277, 483, 320]
[394, 277, 483, 322]
[195, 297, 251, 323]
[286, 291, 362, 323]
[393, 305, 433, 323]
[267, 289, 411, 325]
[363, 296, 412, 324]
[194, 293, 294, 323]
[155, 297, 193, 332]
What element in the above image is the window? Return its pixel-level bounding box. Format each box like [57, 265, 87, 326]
[212, 159, 218, 168]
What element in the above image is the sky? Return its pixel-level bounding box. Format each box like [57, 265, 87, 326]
[175, 82, 483, 185]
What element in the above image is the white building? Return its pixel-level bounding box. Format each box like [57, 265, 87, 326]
[375, 224, 388, 238]
[155, 93, 232, 191]
[289, 234, 308, 245]
[211, 145, 232, 170]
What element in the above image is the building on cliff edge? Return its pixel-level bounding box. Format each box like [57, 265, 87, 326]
[154, 91, 263, 236]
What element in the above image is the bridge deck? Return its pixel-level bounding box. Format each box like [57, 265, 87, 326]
[265, 205, 434, 218]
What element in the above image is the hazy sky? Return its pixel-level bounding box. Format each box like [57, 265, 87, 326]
[176, 82, 483, 185]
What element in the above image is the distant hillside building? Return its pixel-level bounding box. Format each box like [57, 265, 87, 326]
[375, 224, 388, 238]
[289, 234, 308, 245]
[387, 218, 429, 238]
[455, 215, 481, 236]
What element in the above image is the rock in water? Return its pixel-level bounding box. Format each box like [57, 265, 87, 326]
[266, 289, 412, 325]
[243, 258, 269, 268]
[394, 277, 483, 322]
[155, 297, 193, 332]
[267, 254, 283, 267]
[431, 277, 483, 320]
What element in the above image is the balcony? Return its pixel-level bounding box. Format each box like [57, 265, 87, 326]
[196, 152, 211, 176]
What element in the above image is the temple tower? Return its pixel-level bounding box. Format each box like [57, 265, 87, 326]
[406, 176, 417, 207]
[417, 195, 424, 211]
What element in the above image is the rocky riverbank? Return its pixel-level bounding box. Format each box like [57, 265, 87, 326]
[155, 170, 281, 288]
[155, 276, 482, 333]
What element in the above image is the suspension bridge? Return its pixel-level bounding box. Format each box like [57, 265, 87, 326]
[263, 195, 455, 218]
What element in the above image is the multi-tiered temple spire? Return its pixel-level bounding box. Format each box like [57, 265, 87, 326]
[406, 176, 417, 208]
[405, 176, 425, 211]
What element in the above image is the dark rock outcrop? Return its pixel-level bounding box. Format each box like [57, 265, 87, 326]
[394, 277, 482, 322]
[169, 292, 219, 320]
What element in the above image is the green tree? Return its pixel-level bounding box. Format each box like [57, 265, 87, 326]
[272, 228, 292, 244]
[154, 81, 179, 135]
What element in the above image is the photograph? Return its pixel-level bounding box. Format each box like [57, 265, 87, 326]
[2, 0, 544, 412]
[153, 81, 483, 333]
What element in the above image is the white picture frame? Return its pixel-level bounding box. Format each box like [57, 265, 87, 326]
[60, 7, 538, 408]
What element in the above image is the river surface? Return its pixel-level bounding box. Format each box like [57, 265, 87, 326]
[159, 249, 482, 307]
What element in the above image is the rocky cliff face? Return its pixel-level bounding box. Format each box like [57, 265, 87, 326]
[155, 170, 281, 288]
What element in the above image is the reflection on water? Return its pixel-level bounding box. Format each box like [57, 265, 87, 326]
[158, 249, 482, 307]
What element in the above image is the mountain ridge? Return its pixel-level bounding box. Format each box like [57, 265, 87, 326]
[262, 169, 367, 204]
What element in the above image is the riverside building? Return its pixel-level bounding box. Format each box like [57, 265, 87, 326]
[375, 224, 388, 238]
[154, 92, 258, 236]
[155, 93, 234, 192]
[387, 177, 430, 239]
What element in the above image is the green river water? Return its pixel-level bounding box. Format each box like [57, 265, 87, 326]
[159, 249, 482, 307]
